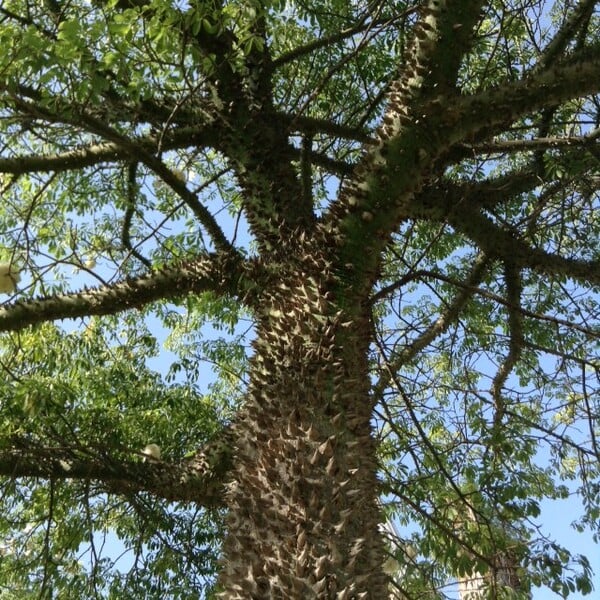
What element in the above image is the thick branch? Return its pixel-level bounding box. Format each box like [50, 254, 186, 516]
[385, 0, 486, 136]
[446, 48, 600, 145]
[447, 207, 600, 286]
[0, 253, 250, 332]
[535, 0, 598, 71]
[419, 168, 544, 215]
[325, 47, 600, 285]
[0, 441, 232, 506]
[322, 0, 486, 286]
[0, 126, 220, 176]
[0, 122, 352, 180]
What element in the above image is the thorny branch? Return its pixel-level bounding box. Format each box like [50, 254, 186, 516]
[0, 254, 250, 332]
[492, 262, 524, 425]
[0, 440, 232, 506]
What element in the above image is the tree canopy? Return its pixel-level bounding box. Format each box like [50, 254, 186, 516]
[0, 0, 599, 598]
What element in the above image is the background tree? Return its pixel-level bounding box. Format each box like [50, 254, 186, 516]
[0, 0, 599, 598]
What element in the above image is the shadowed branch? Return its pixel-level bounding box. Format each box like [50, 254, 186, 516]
[0, 439, 233, 506]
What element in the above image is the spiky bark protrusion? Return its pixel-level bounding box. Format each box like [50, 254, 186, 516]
[217, 237, 387, 598]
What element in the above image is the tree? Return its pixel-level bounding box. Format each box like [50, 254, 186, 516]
[0, 0, 598, 597]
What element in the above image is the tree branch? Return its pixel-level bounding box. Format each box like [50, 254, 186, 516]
[447, 206, 600, 286]
[0, 120, 353, 183]
[286, 114, 373, 144]
[383, 0, 485, 140]
[492, 262, 524, 425]
[6, 90, 235, 253]
[462, 128, 600, 155]
[271, 9, 414, 69]
[445, 47, 600, 145]
[535, 0, 598, 72]
[0, 439, 232, 507]
[0, 125, 220, 176]
[122, 162, 152, 268]
[322, 0, 486, 283]
[422, 167, 545, 215]
[371, 253, 490, 400]
[0, 253, 250, 332]
[373, 267, 598, 338]
[74, 112, 236, 255]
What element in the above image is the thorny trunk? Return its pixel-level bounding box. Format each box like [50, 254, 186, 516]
[217, 245, 387, 598]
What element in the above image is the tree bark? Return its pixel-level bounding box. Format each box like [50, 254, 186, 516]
[217, 241, 387, 598]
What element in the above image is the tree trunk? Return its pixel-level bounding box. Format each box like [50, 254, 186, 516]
[217, 246, 387, 598]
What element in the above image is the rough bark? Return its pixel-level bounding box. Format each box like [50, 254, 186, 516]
[217, 235, 387, 597]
